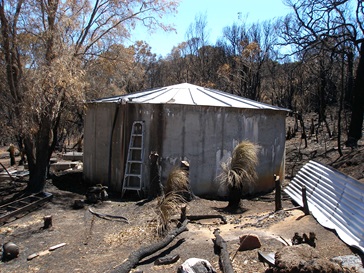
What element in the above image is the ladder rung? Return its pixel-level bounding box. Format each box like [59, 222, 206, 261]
[127, 160, 143, 163]
[125, 174, 142, 177]
[122, 121, 145, 198]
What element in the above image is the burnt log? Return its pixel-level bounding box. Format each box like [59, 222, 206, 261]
[110, 220, 189, 273]
[212, 229, 234, 273]
[187, 215, 227, 224]
[154, 254, 180, 265]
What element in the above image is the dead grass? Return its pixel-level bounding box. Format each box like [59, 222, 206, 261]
[165, 167, 189, 195]
[155, 192, 186, 236]
[219, 140, 259, 191]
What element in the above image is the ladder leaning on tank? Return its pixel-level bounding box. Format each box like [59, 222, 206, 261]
[121, 121, 145, 198]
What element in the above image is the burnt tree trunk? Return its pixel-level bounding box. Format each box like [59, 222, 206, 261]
[25, 115, 54, 193]
[227, 184, 242, 211]
[25, 102, 63, 193]
[148, 152, 162, 200]
[347, 43, 364, 146]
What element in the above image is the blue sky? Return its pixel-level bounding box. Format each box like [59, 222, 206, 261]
[130, 0, 292, 57]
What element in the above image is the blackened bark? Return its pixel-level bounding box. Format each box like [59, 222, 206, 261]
[26, 116, 52, 193]
[213, 229, 234, 273]
[347, 43, 364, 146]
[148, 152, 162, 200]
[227, 185, 242, 210]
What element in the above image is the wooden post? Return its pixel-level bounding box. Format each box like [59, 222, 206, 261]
[274, 175, 282, 211]
[302, 186, 310, 215]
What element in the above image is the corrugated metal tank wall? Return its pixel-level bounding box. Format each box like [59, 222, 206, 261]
[83, 103, 125, 192]
[125, 103, 286, 197]
[84, 102, 286, 197]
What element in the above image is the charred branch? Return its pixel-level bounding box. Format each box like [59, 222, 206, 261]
[110, 219, 189, 273]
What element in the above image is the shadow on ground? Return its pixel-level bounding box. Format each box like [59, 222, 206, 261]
[51, 170, 87, 195]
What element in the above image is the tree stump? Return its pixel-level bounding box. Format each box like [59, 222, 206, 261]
[43, 215, 53, 229]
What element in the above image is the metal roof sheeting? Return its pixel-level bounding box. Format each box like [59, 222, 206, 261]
[91, 83, 289, 111]
[284, 160, 364, 254]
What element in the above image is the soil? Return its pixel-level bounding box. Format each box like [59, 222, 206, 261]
[0, 112, 363, 273]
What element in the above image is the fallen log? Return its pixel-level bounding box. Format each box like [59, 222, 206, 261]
[213, 229, 234, 273]
[178, 206, 227, 224]
[187, 214, 227, 224]
[110, 219, 189, 273]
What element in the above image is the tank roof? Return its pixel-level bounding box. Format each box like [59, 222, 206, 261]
[91, 83, 290, 111]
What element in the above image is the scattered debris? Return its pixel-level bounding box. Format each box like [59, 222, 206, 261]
[27, 243, 66, 261]
[110, 219, 189, 273]
[154, 254, 180, 265]
[284, 160, 364, 253]
[0, 162, 15, 182]
[258, 251, 275, 267]
[88, 207, 129, 223]
[266, 244, 348, 273]
[85, 184, 108, 203]
[2, 242, 19, 261]
[0, 192, 53, 225]
[186, 214, 227, 225]
[291, 232, 316, 247]
[72, 199, 85, 209]
[331, 255, 364, 273]
[83, 215, 95, 245]
[177, 258, 217, 273]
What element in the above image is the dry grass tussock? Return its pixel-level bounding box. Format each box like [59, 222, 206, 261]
[219, 140, 259, 190]
[155, 192, 186, 236]
[164, 167, 189, 194]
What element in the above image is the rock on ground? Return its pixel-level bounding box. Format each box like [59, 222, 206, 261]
[268, 244, 349, 273]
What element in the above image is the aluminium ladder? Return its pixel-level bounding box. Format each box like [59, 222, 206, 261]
[122, 121, 145, 198]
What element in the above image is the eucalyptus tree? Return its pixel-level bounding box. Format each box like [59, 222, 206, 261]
[184, 13, 211, 85]
[0, 0, 179, 192]
[280, 0, 364, 147]
[218, 20, 277, 100]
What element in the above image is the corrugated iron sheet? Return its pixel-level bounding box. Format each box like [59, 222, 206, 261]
[284, 160, 364, 253]
[91, 83, 289, 111]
